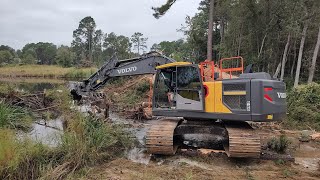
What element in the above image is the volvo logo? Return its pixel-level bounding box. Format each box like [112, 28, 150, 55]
[117, 66, 137, 74]
[277, 92, 286, 99]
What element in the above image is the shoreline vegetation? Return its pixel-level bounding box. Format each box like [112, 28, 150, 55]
[0, 85, 132, 179]
[0, 65, 96, 79]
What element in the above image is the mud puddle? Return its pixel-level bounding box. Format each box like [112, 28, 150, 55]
[29, 119, 64, 147]
[294, 143, 320, 171]
[108, 112, 153, 164]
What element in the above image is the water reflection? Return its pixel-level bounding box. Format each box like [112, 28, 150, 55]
[29, 119, 64, 147]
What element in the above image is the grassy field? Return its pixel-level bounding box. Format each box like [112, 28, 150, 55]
[0, 65, 97, 79]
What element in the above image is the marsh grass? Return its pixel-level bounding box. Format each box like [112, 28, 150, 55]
[0, 102, 33, 130]
[0, 65, 96, 79]
[0, 86, 132, 180]
[0, 129, 54, 180]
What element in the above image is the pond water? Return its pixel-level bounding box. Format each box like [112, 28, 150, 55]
[29, 119, 64, 147]
[109, 112, 152, 164]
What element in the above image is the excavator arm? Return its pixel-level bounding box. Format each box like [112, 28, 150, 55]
[70, 52, 175, 99]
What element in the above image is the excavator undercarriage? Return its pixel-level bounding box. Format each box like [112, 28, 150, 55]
[146, 119, 261, 158]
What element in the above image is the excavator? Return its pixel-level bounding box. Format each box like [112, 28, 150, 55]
[71, 52, 286, 158]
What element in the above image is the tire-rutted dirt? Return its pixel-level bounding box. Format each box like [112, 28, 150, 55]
[82, 114, 320, 180]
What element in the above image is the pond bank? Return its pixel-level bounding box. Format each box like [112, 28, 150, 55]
[0, 80, 133, 180]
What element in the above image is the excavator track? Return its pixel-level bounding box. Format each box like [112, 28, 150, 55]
[146, 119, 182, 155]
[224, 122, 261, 158]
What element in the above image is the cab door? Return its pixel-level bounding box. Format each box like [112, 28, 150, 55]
[175, 65, 204, 111]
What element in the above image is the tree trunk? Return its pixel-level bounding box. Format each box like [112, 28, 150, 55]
[307, 26, 320, 83]
[237, 27, 242, 56]
[258, 34, 267, 71]
[207, 0, 214, 61]
[220, 18, 225, 44]
[294, 24, 308, 88]
[291, 37, 297, 77]
[273, 62, 281, 79]
[218, 18, 225, 60]
[280, 33, 291, 81]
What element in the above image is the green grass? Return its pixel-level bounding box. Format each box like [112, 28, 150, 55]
[0, 129, 53, 180]
[0, 103, 33, 131]
[0, 65, 96, 79]
[0, 114, 132, 179]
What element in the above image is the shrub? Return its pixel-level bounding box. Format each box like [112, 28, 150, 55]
[286, 83, 320, 130]
[136, 81, 150, 95]
[267, 135, 291, 153]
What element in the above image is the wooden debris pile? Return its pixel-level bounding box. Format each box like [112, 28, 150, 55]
[1, 90, 57, 117]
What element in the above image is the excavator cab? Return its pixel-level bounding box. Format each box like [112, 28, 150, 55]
[153, 62, 204, 112]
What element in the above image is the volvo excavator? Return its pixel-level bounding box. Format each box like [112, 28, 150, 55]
[71, 52, 286, 158]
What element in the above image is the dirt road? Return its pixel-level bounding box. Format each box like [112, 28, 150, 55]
[85, 154, 319, 180]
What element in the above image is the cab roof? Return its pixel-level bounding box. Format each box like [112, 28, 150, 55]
[156, 62, 192, 69]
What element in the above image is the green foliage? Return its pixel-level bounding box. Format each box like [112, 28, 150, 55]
[0, 114, 132, 179]
[154, 39, 193, 61]
[60, 113, 132, 168]
[286, 83, 320, 130]
[267, 135, 291, 153]
[21, 42, 57, 65]
[0, 45, 15, 56]
[72, 16, 103, 66]
[21, 49, 36, 64]
[152, 0, 177, 19]
[0, 129, 53, 180]
[103, 32, 132, 60]
[0, 103, 33, 131]
[274, 159, 285, 166]
[131, 32, 148, 54]
[0, 50, 14, 65]
[55, 46, 76, 67]
[136, 81, 150, 95]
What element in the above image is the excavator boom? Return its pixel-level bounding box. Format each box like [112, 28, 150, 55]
[70, 52, 175, 99]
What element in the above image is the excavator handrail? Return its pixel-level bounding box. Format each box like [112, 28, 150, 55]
[219, 56, 244, 79]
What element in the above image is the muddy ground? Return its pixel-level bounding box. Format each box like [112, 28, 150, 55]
[80, 113, 320, 180]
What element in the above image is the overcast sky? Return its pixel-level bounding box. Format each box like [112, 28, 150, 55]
[0, 0, 202, 50]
